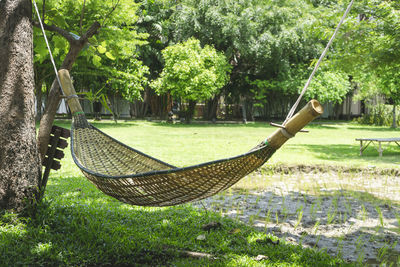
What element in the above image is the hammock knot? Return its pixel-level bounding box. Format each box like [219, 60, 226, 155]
[66, 94, 79, 100]
[280, 128, 295, 139]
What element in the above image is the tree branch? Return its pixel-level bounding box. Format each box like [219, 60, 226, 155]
[80, 21, 101, 42]
[101, 0, 120, 27]
[42, 0, 46, 22]
[33, 21, 76, 43]
[79, 0, 87, 35]
[36, 19, 100, 163]
[33, 20, 100, 46]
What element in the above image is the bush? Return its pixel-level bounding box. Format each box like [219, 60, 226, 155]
[356, 104, 400, 126]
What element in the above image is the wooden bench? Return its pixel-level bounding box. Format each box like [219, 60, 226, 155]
[356, 137, 400, 157]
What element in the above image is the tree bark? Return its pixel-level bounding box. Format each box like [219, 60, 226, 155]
[0, 0, 41, 211]
[35, 80, 43, 121]
[36, 21, 100, 161]
[204, 94, 219, 121]
[392, 104, 397, 128]
[185, 100, 197, 122]
[240, 95, 247, 123]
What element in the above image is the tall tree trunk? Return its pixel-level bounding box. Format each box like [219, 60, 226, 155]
[243, 95, 254, 122]
[0, 0, 41, 211]
[185, 100, 197, 123]
[240, 96, 247, 123]
[346, 95, 351, 121]
[204, 94, 219, 121]
[392, 104, 397, 128]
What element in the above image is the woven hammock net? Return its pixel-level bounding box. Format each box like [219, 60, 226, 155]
[71, 114, 276, 206]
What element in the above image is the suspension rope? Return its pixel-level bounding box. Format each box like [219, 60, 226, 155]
[283, 0, 354, 125]
[32, 0, 64, 95]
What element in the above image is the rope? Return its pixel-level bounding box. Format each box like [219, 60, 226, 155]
[32, 0, 64, 95]
[283, 0, 354, 125]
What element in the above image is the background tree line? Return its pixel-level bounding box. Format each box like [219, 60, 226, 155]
[33, 0, 400, 124]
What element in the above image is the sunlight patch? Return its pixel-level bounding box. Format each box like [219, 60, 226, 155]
[32, 242, 53, 255]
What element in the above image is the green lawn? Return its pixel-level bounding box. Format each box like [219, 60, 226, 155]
[0, 173, 347, 266]
[1, 119, 398, 266]
[56, 119, 400, 170]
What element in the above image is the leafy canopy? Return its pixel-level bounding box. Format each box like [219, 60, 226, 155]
[33, 0, 149, 102]
[332, 0, 400, 104]
[151, 38, 231, 101]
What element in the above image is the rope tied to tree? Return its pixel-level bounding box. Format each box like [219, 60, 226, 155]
[32, 0, 65, 95]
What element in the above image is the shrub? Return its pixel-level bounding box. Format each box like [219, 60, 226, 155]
[356, 104, 400, 126]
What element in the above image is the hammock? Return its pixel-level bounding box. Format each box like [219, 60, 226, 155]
[59, 70, 323, 206]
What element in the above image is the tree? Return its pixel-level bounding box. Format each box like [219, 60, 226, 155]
[0, 0, 41, 212]
[151, 38, 231, 121]
[34, 0, 148, 160]
[34, 0, 101, 161]
[157, 0, 333, 119]
[134, 0, 177, 118]
[303, 70, 351, 105]
[332, 0, 400, 127]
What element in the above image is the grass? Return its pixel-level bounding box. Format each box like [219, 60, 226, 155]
[0, 174, 346, 266]
[53, 119, 400, 169]
[1, 119, 398, 265]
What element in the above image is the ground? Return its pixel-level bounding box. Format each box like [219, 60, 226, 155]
[193, 167, 400, 265]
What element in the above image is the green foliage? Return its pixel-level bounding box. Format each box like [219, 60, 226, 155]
[32, 0, 400, 118]
[79, 88, 113, 115]
[356, 104, 400, 127]
[151, 38, 231, 101]
[138, 0, 333, 108]
[304, 70, 351, 104]
[250, 65, 350, 111]
[332, 0, 400, 106]
[33, 0, 149, 102]
[135, 0, 177, 78]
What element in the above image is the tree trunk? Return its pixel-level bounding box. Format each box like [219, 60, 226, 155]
[36, 22, 100, 162]
[0, 0, 41, 212]
[35, 80, 43, 121]
[334, 103, 342, 120]
[112, 93, 119, 121]
[240, 96, 247, 123]
[204, 95, 219, 121]
[346, 96, 351, 121]
[185, 100, 197, 123]
[392, 104, 397, 128]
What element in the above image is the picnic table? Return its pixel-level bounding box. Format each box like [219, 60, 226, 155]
[355, 137, 400, 157]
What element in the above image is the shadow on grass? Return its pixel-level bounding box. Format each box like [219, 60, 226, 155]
[54, 120, 141, 130]
[0, 176, 345, 266]
[289, 144, 400, 164]
[155, 121, 272, 129]
[348, 126, 400, 132]
[154, 120, 354, 129]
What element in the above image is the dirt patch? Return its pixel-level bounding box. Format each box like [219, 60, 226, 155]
[193, 171, 400, 265]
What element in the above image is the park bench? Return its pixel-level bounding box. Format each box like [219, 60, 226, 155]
[355, 137, 400, 157]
